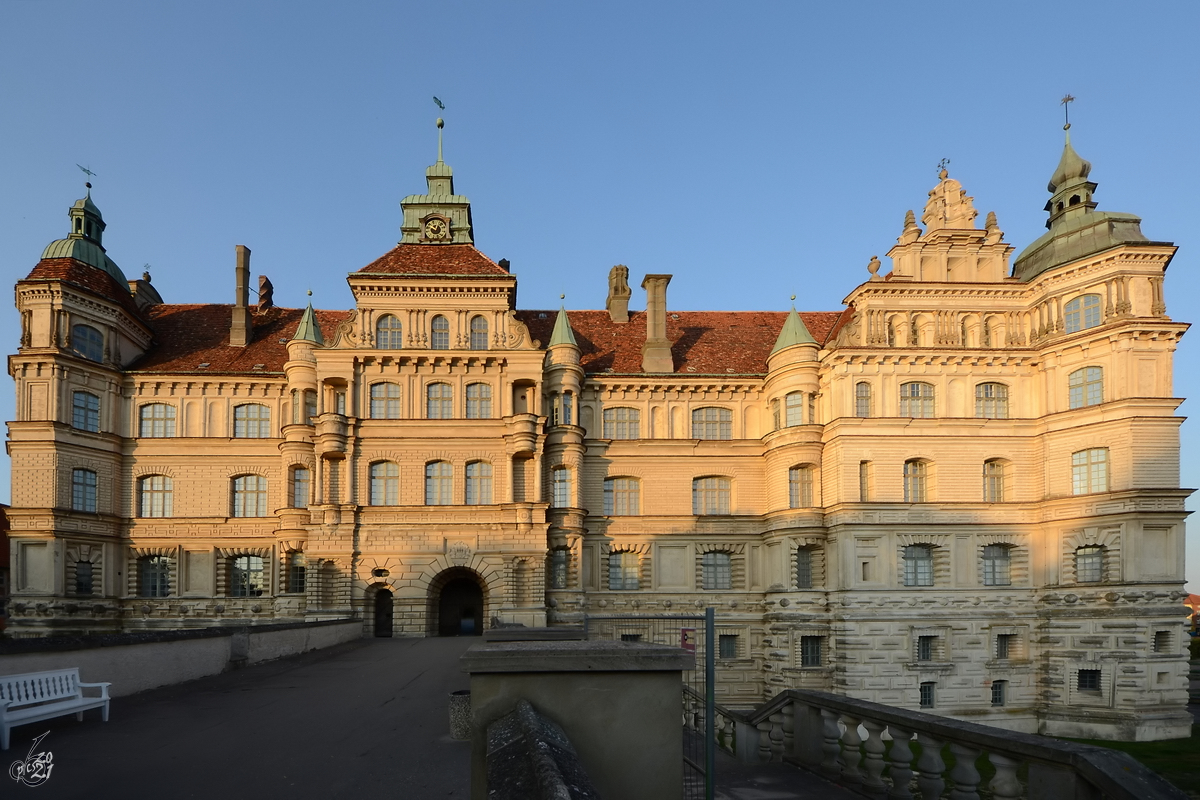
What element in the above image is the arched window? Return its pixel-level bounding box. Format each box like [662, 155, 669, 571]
[903, 459, 927, 503]
[1064, 294, 1102, 334]
[796, 548, 814, 589]
[71, 324, 103, 362]
[291, 466, 310, 508]
[975, 383, 1009, 419]
[903, 545, 934, 586]
[72, 468, 97, 512]
[425, 461, 452, 505]
[552, 467, 572, 508]
[608, 552, 640, 590]
[469, 315, 489, 350]
[692, 476, 731, 515]
[73, 391, 100, 432]
[138, 556, 171, 598]
[701, 552, 732, 590]
[1075, 546, 1105, 583]
[1072, 448, 1108, 495]
[855, 382, 872, 418]
[983, 460, 1005, 503]
[232, 475, 268, 517]
[288, 552, 307, 593]
[789, 465, 815, 508]
[430, 315, 450, 350]
[139, 403, 176, 437]
[230, 555, 265, 597]
[691, 407, 732, 440]
[1068, 367, 1103, 409]
[603, 477, 640, 515]
[900, 382, 935, 418]
[784, 392, 804, 426]
[548, 549, 569, 590]
[139, 475, 173, 518]
[370, 383, 402, 419]
[375, 314, 403, 349]
[369, 462, 399, 506]
[982, 544, 1011, 586]
[466, 383, 492, 419]
[426, 383, 453, 419]
[466, 461, 493, 505]
[233, 404, 270, 438]
[602, 407, 640, 439]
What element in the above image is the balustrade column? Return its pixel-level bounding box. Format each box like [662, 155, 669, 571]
[861, 719, 888, 796]
[947, 742, 982, 800]
[987, 753, 1022, 800]
[914, 733, 945, 800]
[885, 725, 915, 800]
[819, 709, 841, 776]
[839, 714, 864, 786]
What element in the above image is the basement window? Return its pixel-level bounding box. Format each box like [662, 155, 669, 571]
[1077, 670, 1101, 692]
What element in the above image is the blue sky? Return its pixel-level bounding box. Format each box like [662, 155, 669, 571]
[2, 1, 1198, 589]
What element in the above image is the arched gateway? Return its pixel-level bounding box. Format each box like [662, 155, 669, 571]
[373, 587, 394, 637]
[427, 567, 485, 636]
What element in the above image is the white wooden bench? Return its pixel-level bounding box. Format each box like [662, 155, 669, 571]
[0, 668, 111, 750]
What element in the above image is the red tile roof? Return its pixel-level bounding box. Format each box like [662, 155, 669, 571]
[131, 305, 352, 374]
[355, 244, 511, 276]
[516, 309, 847, 376]
[21, 258, 142, 318]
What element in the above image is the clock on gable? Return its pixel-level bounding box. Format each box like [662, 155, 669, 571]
[423, 216, 450, 242]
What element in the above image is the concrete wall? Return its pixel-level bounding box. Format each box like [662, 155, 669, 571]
[0, 621, 361, 697]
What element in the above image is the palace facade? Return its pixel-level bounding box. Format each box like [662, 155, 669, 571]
[6, 130, 1191, 739]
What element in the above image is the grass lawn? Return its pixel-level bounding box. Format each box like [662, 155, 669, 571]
[1060, 725, 1200, 797]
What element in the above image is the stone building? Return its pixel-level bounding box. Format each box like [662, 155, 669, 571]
[6, 129, 1191, 739]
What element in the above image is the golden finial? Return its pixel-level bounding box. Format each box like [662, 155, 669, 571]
[307, 290, 312, 297]
[560, 293, 565, 300]
[790, 294, 796, 301]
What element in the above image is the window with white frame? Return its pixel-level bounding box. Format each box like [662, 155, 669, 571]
[72, 468, 97, 512]
[71, 324, 103, 362]
[903, 459, 928, 503]
[139, 403, 176, 437]
[139, 475, 173, 518]
[692, 477, 731, 515]
[603, 477, 640, 515]
[138, 556, 171, 597]
[425, 461, 452, 505]
[469, 315, 489, 350]
[465, 461, 492, 505]
[1064, 294, 1102, 334]
[232, 475, 268, 517]
[899, 382, 935, 418]
[784, 392, 804, 426]
[230, 555, 265, 597]
[982, 544, 1011, 586]
[903, 545, 934, 586]
[1075, 546, 1105, 583]
[72, 391, 100, 432]
[370, 383, 402, 419]
[370, 462, 399, 506]
[291, 466, 310, 508]
[1068, 367, 1103, 409]
[983, 459, 1005, 503]
[975, 383, 1009, 419]
[233, 404, 270, 438]
[375, 314, 403, 349]
[430, 315, 450, 350]
[466, 383, 492, 419]
[691, 407, 732, 440]
[1071, 448, 1108, 494]
[602, 407, 640, 439]
[608, 551, 640, 590]
[426, 383, 453, 419]
[701, 551, 732, 590]
[855, 382, 872, 418]
[552, 468, 572, 508]
[789, 465, 814, 508]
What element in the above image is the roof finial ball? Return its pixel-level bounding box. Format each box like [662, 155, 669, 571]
[307, 289, 312, 297]
[437, 118, 444, 129]
[790, 294, 796, 302]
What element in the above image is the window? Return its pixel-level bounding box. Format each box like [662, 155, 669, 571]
[230, 555, 265, 597]
[903, 545, 934, 586]
[232, 475, 268, 517]
[785, 392, 804, 426]
[139, 475, 173, 518]
[603, 477, 640, 515]
[552, 468, 572, 508]
[903, 460, 927, 503]
[991, 680, 1007, 707]
[369, 383, 401, 419]
[549, 550, 569, 590]
[917, 636, 936, 662]
[288, 553, 307, 593]
[72, 392, 100, 432]
[692, 477, 731, 515]
[139, 403, 176, 437]
[370, 462, 399, 506]
[139, 556, 171, 598]
[430, 315, 450, 349]
[291, 467, 310, 508]
[855, 382, 872, 418]
[1154, 630, 1171, 654]
[919, 682, 936, 708]
[982, 545, 1011, 586]
[608, 552, 640, 590]
[995, 633, 1014, 660]
[983, 460, 1005, 503]
[425, 461, 452, 505]
[900, 382, 935, 418]
[74, 561, 94, 596]
[796, 549, 813, 589]
[469, 315, 489, 350]
[303, 390, 318, 424]
[621, 634, 643, 642]
[975, 383, 1009, 419]
[466, 383, 492, 419]
[1064, 294, 1102, 334]
[426, 383, 453, 419]
[800, 636, 822, 667]
[71, 324, 103, 362]
[1068, 367, 1104, 409]
[702, 552, 732, 590]
[789, 465, 814, 508]
[1072, 448, 1109, 495]
[72, 468, 97, 512]
[603, 407, 640, 439]
[692, 407, 732, 440]
[375, 314, 403, 349]
[1077, 670, 1101, 692]
[859, 461, 872, 502]
[1075, 546, 1104, 583]
[233, 404, 270, 438]
[718, 634, 740, 659]
[466, 461, 492, 505]
[560, 393, 573, 426]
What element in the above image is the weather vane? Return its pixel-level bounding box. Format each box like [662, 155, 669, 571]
[76, 164, 97, 179]
[433, 97, 446, 162]
[433, 96, 445, 111]
[1061, 94, 1075, 130]
[937, 157, 950, 175]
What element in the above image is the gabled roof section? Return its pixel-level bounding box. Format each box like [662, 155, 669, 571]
[21, 257, 142, 318]
[355, 244, 509, 277]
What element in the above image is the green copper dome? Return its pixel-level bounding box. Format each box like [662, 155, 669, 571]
[41, 188, 129, 287]
[292, 303, 324, 345]
[771, 307, 816, 353]
[548, 306, 577, 347]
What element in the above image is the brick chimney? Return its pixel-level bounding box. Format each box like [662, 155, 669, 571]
[640, 274, 673, 373]
[230, 245, 252, 346]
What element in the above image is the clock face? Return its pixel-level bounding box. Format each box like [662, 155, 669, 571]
[424, 218, 448, 240]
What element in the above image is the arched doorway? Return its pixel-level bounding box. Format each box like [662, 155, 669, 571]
[374, 588, 394, 637]
[428, 568, 485, 636]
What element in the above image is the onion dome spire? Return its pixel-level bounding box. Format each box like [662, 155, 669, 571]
[40, 182, 128, 285]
